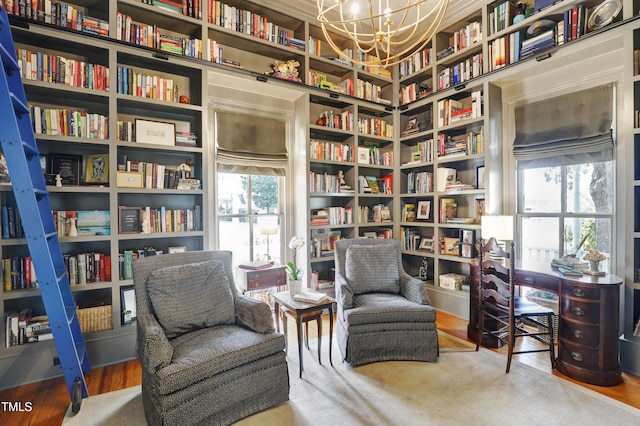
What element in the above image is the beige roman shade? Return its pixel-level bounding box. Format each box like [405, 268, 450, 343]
[513, 84, 614, 169]
[216, 111, 287, 176]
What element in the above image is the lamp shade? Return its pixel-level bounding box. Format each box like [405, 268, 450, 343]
[481, 215, 514, 241]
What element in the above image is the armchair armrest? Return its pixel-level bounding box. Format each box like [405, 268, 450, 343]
[335, 274, 354, 308]
[234, 294, 275, 333]
[136, 313, 173, 373]
[400, 272, 431, 305]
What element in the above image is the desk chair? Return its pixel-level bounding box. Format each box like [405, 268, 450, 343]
[475, 238, 555, 372]
[280, 306, 323, 363]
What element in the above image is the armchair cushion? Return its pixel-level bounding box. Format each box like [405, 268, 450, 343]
[345, 244, 400, 295]
[147, 260, 235, 340]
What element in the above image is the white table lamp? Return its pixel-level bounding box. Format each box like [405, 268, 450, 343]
[481, 215, 514, 253]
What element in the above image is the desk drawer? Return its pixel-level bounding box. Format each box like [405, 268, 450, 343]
[561, 284, 600, 301]
[514, 271, 557, 290]
[560, 318, 599, 347]
[560, 340, 599, 370]
[561, 298, 599, 324]
[247, 275, 286, 291]
[248, 269, 286, 281]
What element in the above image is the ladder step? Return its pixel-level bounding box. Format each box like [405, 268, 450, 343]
[22, 140, 39, 157]
[9, 91, 29, 115]
[65, 305, 77, 323]
[0, 43, 19, 73]
[44, 231, 58, 240]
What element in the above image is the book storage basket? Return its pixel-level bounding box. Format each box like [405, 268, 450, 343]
[77, 305, 113, 333]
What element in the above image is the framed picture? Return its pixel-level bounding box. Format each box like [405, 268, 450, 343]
[85, 153, 109, 184]
[76, 210, 110, 235]
[357, 146, 370, 164]
[116, 171, 144, 188]
[476, 165, 486, 189]
[416, 200, 431, 220]
[168, 246, 187, 254]
[135, 119, 176, 146]
[419, 237, 434, 251]
[460, 230, 475, 245]
[475, 198, 486, 224]
[118, 206, 141, 234]
[49, 153, 82, 186]
[120, 285, 136, 324]
[363, 231, 377, 238]
[443, 237, 460, 256]
[460, 243, 474, 259]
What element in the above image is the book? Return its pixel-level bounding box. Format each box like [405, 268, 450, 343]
[293, 290, 332, 304]
[239, 261, 273, 270]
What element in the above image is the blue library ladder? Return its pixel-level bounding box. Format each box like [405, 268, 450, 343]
[0, 8, 89, 412]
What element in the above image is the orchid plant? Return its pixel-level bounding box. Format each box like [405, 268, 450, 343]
[286, 236, 305, 281]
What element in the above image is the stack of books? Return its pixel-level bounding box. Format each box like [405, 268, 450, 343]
[520, 29, 555, 60]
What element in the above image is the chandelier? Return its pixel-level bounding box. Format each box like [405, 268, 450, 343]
[316, 0, 450, 69]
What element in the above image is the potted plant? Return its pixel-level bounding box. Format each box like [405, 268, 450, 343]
[286, 236, 305, 296]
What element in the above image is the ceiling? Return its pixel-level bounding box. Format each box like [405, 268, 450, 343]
[250, 0, 473, 51]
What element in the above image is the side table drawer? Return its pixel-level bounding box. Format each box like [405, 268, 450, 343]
[560, 318, 599, 347]
[560, 340, 599, 371]
[561, 299, 599, 323]
[247, 274, 286, 290]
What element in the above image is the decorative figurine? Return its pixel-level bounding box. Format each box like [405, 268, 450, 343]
[55, 174, 62, 187]
[337, 170, 354, 192]
[68, 217, 78, 237]
[418, 257, 429, 280]
[270, 59, 302, 82]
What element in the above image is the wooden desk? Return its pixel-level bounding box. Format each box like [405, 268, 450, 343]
[235, 264, 286, 293]
[468, 263, 623, 386]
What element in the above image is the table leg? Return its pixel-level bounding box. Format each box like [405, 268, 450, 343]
[274, 301, 281, 333]
[329, 305, 334, 367]
[297, 315, 304, 378]
[317, 315, 322, 364]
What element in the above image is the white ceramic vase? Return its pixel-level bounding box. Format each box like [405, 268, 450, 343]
[289, 279, 303, 296]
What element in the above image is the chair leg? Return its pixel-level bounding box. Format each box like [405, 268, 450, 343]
[506, 318, 515, 373]
[548, 314, 556, 369]
[317, 316, 322, 364]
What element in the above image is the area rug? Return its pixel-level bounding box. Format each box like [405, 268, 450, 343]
[62, 332, 639, 425]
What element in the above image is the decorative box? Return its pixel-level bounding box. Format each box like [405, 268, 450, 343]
[77, 305, 113, 333]
[439, 273, 469, 290]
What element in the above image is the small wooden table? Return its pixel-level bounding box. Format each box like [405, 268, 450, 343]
[273, 291, 334, 378]
[235, 264, 286, 293]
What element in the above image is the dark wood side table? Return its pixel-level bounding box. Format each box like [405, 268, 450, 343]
[235, 264, 286, 293]
[273, 291, 334, 378]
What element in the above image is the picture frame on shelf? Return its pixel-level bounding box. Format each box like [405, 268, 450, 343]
[85, 153, 109, 184]
[118, 206, 142, 234]
[475, 198, 486, 224]
[116, 171, 144, 188]
[460, 243, 474, 259]
[476, 165, 485, 189]
[419, 237, 434, 251]
[443, 237, 460, 256]
[49, 153, 81, 186]
[135, 119, 176, 146]
[416, 200, 431, 220]
[460, 229, 475, 245]
[76, 210, 111, 235]
[120, 285, 136, 325]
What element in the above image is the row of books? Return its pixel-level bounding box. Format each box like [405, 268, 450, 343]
[115, 12, 203, 60]
[208, 1, 298, 49]
[358, 174, 393, 194]
[406, 170, 434, 194]
[141, 0, 202, 19]
[488, 30, 524, 71]
[1, 205, 24, 239]
[308, 36, 351, 65]
[316, 109, 353, 131]
[355, 52, 392, 79]
[309, 139, 354, 163]
[29, 105, 109, 139]
[118, 159, 197, 190]
[402, 139, 435, 166]
[310, 207, 353, 226]
[116, 66, 180, 102]
[399, 47, 433, 79]
[355, 78, 390, 105]
[437, 53, 483, 91]
[16, 48, 109, 92]
[361, 229, 394, 239]
[400, 227, 434, 252]
[358, 146, 394, 167]
[437, 130, 483, 158]
[63, 252, 112, 285]
[5, 309, 51, 348]
[119, 246, 168, 280]
[399, 80, 432, 106]
[134, 205, 203, 234]
[4, 1, 109, 35]
[488, 1, 520, 35]
[3, 256, 37, 290]
[437, 90, 483, 127]
[449, 20, 483, 53]
[309, 172, 344, 194]
[308, 70, 354, 96]
[359, 204, 391, 223]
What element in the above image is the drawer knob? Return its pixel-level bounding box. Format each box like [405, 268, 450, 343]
[524, 277, 535, 285]
[572, 288, 586, 297]
[571, 352, 584, 362]
[573, 330, 585, 339]
[572, 307, 585, 316]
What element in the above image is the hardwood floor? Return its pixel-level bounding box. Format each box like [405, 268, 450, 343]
[1, 310, 638, 425]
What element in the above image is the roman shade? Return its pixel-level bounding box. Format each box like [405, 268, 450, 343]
[513, 84, 614, 169]
[216, 111, 287, 176]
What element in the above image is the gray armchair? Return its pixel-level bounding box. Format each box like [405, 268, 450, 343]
[334, 239, 439, 365]
[133, 250, 289, 425]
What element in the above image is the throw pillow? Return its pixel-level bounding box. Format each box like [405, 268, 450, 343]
[345, 244, 400, 295]
[147, 260, 235, 340]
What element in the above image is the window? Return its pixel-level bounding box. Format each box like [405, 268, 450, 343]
[517, 161, 614, 272]
[217, 173, 284, 265]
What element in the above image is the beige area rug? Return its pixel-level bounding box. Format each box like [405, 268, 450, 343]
[62, 333, 639, 425]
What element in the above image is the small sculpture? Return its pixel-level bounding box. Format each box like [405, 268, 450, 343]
[271, 59, 301, 82]
[68, 217, 78, 237]
[337, 170, 354, 192]
[55, 174, 62, 187]
[583, 250, 606, 276]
